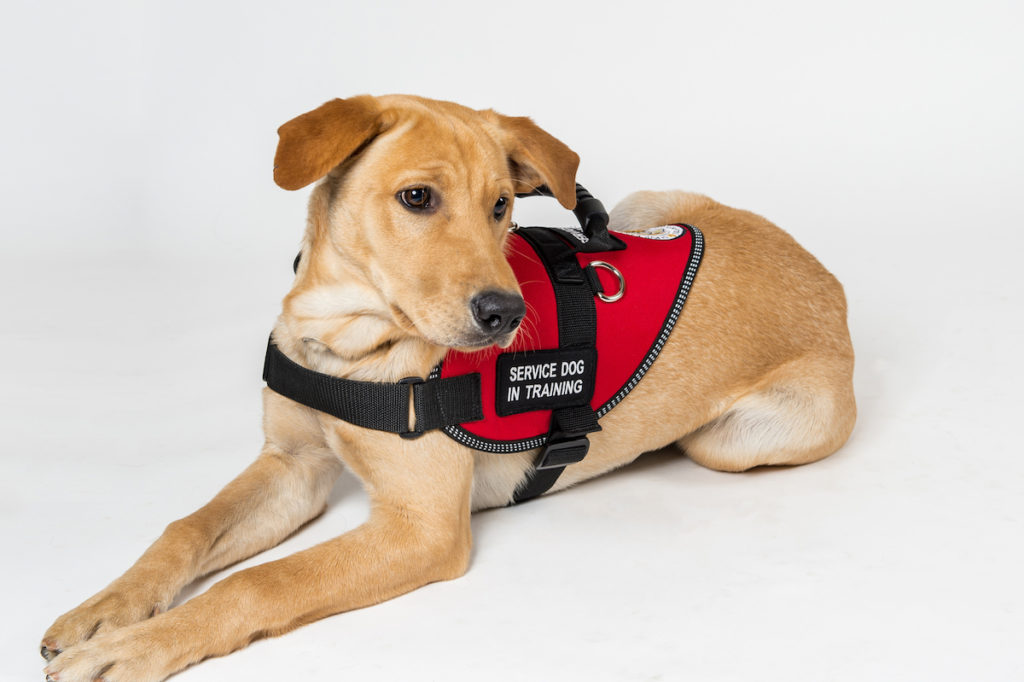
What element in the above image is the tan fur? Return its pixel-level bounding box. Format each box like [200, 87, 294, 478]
[42, 96, 854, 682]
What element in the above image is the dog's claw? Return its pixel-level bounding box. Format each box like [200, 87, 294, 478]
[41, 645, 61, 662]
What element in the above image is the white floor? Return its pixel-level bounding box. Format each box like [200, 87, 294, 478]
[2, 1, 1022, 680]
[2, 185, 1022, 681]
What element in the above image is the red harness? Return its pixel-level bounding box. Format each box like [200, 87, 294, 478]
[263, 202, 704, 503]
[436, 224, 703, 453]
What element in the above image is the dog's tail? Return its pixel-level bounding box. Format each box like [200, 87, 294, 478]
[608, 190, 717, 232]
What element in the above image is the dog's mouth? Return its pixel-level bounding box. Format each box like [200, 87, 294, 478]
[455, 330, 518, 351]
[388, 303, 518, 351]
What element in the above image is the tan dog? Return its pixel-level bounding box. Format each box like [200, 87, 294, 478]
[42, 94, 855, 682]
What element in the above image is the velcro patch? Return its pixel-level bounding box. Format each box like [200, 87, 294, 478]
[495, 348, 597, 416]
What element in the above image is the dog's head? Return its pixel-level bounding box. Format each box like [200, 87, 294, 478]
[274, 94, 579, 353]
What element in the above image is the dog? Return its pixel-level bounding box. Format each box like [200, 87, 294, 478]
[41, 94, 855, 682]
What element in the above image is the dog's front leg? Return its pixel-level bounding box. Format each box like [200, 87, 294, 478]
[41, 431, 343, 662]
[43, 433, 474, 682]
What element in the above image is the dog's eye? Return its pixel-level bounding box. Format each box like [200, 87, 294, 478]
[398, 187, 432, 210]
[493, 196, 508, 220]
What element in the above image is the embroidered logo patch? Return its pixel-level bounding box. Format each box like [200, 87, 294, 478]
[620, 224, 685, 240]
[495, 348, 597, 416]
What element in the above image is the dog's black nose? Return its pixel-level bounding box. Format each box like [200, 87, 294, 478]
[471, 290, 526, 336]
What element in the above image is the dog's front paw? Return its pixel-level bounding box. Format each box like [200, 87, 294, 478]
[43, 619, 182, 682]
[41, 585, 166, 662]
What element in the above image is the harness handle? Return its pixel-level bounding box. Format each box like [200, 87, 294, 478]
[516, 184, 626, 252]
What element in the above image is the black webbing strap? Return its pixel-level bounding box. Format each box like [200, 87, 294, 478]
[517, 227, 597, 347]
[512, 228, 602, 503]
[263, 339, 482, 436]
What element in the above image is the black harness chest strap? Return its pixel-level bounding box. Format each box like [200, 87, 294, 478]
[263, 340, 482, 436]
[512, 227, 602, 504]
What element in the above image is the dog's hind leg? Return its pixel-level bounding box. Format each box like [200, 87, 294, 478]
[678, 354, 856, 472]
[41, 399, 343, 660]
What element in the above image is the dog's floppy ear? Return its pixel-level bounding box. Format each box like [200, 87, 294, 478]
[486, 112, 580, 209]
[274, 96, 384, 190]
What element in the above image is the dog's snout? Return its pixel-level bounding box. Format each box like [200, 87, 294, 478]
[471, 290, 526, 336]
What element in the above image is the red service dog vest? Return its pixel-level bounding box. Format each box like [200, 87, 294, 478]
[435, 223, 703, 453]
[263, 216, 704, 503]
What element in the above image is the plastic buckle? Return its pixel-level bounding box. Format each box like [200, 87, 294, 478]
[398, 376, 425, 440]
[535, 434, 590, 470]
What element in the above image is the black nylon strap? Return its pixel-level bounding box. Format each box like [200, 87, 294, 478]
[552, 403, 601, 436]
[514, 466, 565, 502]
[512, 228, 602, 504]
[411, 372, 485, 435]
[263, 339, 482, 435]
[517, 228, 596, 348]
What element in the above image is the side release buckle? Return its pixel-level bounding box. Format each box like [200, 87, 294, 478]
[535, 434, 591, 470]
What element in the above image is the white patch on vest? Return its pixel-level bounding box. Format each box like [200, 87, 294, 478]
[552, 223, 683, 243]
[615, 224, 685, 240]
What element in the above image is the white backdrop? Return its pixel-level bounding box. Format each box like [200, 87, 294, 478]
[2, 1, 1022, 681]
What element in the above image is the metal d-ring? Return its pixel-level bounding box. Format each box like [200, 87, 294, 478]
[589, 260, 625, 303]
